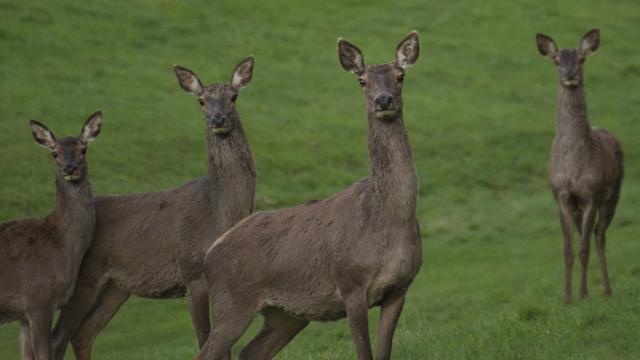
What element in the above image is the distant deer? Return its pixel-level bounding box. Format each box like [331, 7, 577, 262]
[196, 32, 422, 360]
[536, 29, 624, 303]
[0, 113, 102, 360]
[51, 58, 257, 359]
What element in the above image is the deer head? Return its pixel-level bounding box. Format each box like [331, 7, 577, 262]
[30, 111, 102, 182]
[536, 29, 600, 88]
[338, 31, 419, 121]
[174, 56, 254, 135]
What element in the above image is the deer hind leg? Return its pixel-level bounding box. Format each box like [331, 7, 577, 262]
[595, 199, 618, 297]
[70, 281, 130, 360]
[186, 276, 212, 349]
[20, 319, 34, 360]
[578, 200, 597, 299]
[557, 193, 575, 304]
[196, 296, 257, 360]
[375, 291, 407, 360]
[26, 309, 53, 360]
[239, 308, 309, 360]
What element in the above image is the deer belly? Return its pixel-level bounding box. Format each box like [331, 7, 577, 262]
[109, 263, 186, 299]
[264, 286, 346, 322]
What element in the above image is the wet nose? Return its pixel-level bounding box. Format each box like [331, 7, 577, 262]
[63, 164, 78, 174]
[375, 95, 393, 110]
[209, 115, 226, 128]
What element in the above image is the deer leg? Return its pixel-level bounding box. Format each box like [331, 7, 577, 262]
[375, 291, 407, 360]
[52, 268, 106, 360]
[239, 308, 309, 360]
[344, 291, 373, 360]
[578, 201, 597, 299]
[26, 309, 53, 360]
[196, 297, 256, 360]
[557, 194, 575, 304]
[70, 281, 130, 360]
[186, 276, 211, 348]
[595, 201, 617, 297]
[20, 319, 34, 360]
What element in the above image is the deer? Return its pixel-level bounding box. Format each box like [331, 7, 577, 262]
[536, 29, 624, 303]
[50, 57, 257, 360]
[0, 113, 102, 360]
[196, 31, 422, 360]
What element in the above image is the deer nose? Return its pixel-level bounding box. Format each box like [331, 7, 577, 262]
[375, 95, 393, 110]
[209, 115, 227, 128]
[63, 164, 78, 174]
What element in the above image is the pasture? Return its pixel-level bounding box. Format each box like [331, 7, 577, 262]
[0, 0, 639, 358]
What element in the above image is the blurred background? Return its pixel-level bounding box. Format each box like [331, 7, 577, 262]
[0, 0, 638, 358]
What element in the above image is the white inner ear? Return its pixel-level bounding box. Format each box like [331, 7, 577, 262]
[187, 77, 202, 93]
[232, 70, 244, 88]
[397, 40, 417, 69]
[33, 128, 55, 148]
[82, 122, 99, 142]
[352, 53, 364, 73]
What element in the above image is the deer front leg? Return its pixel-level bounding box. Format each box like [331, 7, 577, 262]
[20, 319, 34, 360]
[186, 276, 211, 348]
[557, 194, 574, 304]
[344, 291, 373, 360]
[71, 281, 130, 360]
[375, 291, 406, 360]
[27, 309, 53, 360]
[578, 200, 597, 299]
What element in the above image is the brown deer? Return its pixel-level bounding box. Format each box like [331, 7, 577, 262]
[50, 57, 257, 359]
[536, 29, 624, 303]
[196, 31, 422, 360]
[0, 113, 102, 360]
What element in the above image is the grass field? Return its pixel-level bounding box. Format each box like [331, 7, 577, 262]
[1, 0, 639, 358]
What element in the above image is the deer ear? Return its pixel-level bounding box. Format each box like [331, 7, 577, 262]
[580, 29, 600, 56]
[174, 65, 204, 95]
[395, 31, 420, 69]
[30, 120, 56, 149]
[337, 38, 365, 75]
[231, 56, 254, 90]
[536, 33, 558, 59]
[80, 111, 102, 143]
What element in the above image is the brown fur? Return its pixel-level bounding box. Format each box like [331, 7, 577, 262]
[51, 58, 257, 360]
[0, 113, 102, 360]
[537, 29, 624, 303]
[196, 32, 422, 360]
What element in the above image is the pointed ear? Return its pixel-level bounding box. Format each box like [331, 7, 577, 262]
[536, 33, 558, 58]
[395, 31, 420, 69]
[580, 28, 600, 56]
[231, 56, 254, 90]
[173, 65, 204, 95]
[80, 111, 102, 143]
[337, 38, 365, 75]
[30, 120, 56, 149]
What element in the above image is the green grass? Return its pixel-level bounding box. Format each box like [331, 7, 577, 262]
[1, 0, 639, 358]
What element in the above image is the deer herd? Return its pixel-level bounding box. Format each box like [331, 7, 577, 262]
[0, 29, 625, 359]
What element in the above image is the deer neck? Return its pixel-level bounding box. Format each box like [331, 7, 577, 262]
[556, 83, 592, 145]
[51, 174, 95, 255]
[366, 109, 418, 222]
[206, 111, 257, 226]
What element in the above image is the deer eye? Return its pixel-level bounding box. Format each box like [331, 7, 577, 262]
[52, 152, 58, 158]
[81, 148, 87, 155]
[398, 74, 405, 83]
[198, 99, 205, 106]
[231, 94, 238, 102]
[358, 79, 366, 87]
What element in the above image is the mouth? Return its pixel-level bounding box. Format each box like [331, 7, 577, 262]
[375, 109, 399, 120]
[62, 173, 81, 182]
[210, 126, 230, 135]
[562, 79, 580, 87]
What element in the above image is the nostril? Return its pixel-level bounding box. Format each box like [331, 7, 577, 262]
[375, 95, 393, 109]
[64, 165, 77, 173]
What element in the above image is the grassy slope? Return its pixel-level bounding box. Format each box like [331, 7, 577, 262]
[0, 0, 639, 358]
